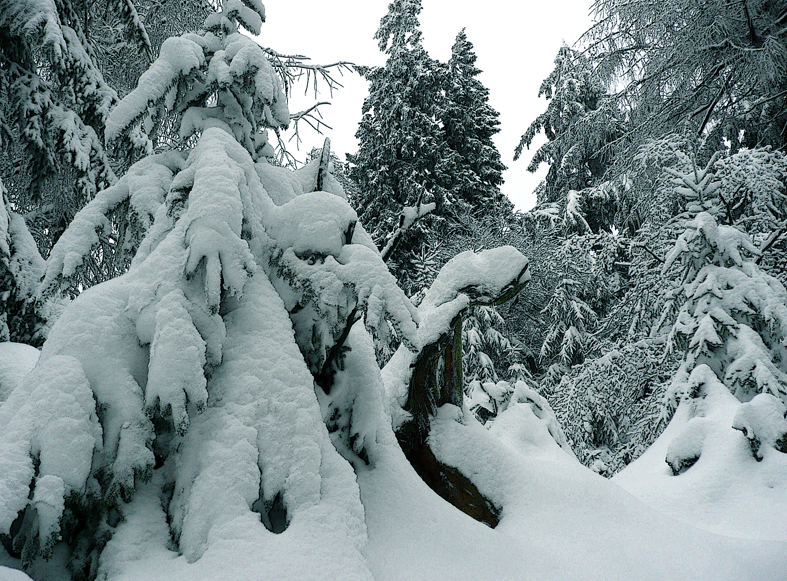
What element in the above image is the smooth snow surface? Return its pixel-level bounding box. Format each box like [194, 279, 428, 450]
[614, 368, 787, 544]
[360, 404, 786, 581]
[0, 342, 39, 404]
[0, 567, 33, 580]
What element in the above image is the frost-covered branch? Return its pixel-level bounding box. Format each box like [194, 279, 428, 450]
[259, 47, 353, 98]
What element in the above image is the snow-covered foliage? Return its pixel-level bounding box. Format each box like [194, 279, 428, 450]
[0, 194, 48, 345]
[463, 305, 528, 419]
[39, 152, 185, 296]
[548, 339, 679, 475]
[105, 2, 289, 162]
[712, 148, 787, 232]
[349, 0, 511, 293]
[0, 0, 124, 254]
[0, 342, 39, 406]
[584, 0, 787, 155]
[664, 212, 787, 404]
[539, 278, 597, 385]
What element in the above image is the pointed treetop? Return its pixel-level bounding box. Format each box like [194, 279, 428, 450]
[375, 0, 424, 53]
[451, 28, 471, 57]
[449, 27, 480, 74]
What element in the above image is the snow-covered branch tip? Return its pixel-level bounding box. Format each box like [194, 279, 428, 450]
[287, 102, 332, 148]
[380, 202, 437, 263]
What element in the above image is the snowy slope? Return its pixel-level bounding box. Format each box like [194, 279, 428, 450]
[5, 387, 785, 581]
[614, 373, 787, 544]
[360, 404, 786, 581]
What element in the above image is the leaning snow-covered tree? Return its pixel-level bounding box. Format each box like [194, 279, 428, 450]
[0, 2, 535, 579]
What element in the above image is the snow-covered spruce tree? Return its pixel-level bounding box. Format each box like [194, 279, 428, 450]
[348, 1, 511, 294]
[661, 212, 787, 470]
[348, 0, 451, 292]
[0, 3, 534, 579]
[516, 44, 620, 231]
[539, 277, 597, 386]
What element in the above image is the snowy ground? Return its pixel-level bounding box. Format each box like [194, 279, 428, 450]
[614, 375, 787, 544]
[2, 387, 785, 581]
[360, 404, 786, 581]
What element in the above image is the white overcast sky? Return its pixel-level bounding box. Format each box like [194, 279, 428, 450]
[258, 1, 594, 211]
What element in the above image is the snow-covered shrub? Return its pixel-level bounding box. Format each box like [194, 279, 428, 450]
[732, 393, 787, 461]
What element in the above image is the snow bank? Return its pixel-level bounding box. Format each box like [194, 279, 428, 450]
[0, 566, 34, 580]
[615, 366, 787, 542]
[359, 402, 786, 581]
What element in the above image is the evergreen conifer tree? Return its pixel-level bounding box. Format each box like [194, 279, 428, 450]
[348, 0, 450, 291]
[443, 29, 510, 218]
[516, 44, 620, 224]
[0, 0, 154, 340]
[349, 2, 511, 293]
[0, 0, 148, 252]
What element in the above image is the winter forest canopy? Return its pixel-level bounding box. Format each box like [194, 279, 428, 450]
[1, 0, 786, 579]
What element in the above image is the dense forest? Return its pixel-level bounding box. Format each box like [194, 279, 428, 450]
[1, 0, 786, 580]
